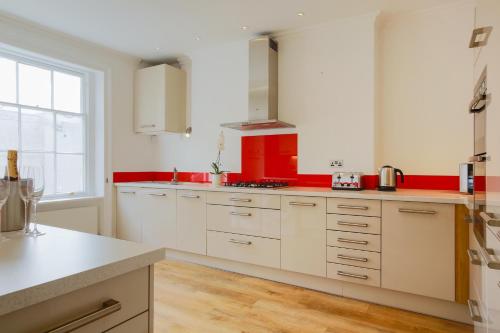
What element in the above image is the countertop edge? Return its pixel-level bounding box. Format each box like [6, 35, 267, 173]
[0, 247, 165, 316]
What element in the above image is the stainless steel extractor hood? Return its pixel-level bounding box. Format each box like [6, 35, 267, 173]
[221, 37, 295, 130]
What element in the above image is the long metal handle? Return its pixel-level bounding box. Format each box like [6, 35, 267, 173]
[289, 202, 317, 207]
[45, 299, 121, 333]
[467, 299, 483, 322]
[140, 124, 156, 128]
[230, 212, 252, 217]
[478, 245, 500, 270]
[229, 198, 252, 203]
[337, 221, 369, 228]
[229, 239, 252, 245]
[119, 191, 136, 194]
[337, 204, 368, 210]
[337, 238, 369, 245]
[479, 212, 500, 227]
[180, 194, 200, 199]
[337, 271, 368, 280]
[337, 254, 368, 263]
[148, 193, 167, 197]
[467, 249, 482, 266]
[398, 208, 437, 215]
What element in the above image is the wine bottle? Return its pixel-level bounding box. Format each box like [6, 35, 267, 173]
[7, 150, 19, 181]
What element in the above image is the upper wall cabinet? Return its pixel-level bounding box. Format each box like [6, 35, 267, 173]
[134, 63, 186, 134]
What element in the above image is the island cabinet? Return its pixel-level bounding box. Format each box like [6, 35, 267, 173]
[281, 196, 327, 277]
[176, 190, 207, 255]
[381, 201, 455, 301]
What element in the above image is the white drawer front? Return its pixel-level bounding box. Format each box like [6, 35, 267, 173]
[327, 198, 381, 217]
[207, 191, 280, 209]
[207, 231, 280, 269]
[327, 230, 381, 252]
[327, 263, 380, 287]
[327, 247, 380, 270]
[327, 214, 381, 234]
[207, 205, 280, 239]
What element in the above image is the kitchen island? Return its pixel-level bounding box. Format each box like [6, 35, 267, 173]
[0, 225, 165, 332]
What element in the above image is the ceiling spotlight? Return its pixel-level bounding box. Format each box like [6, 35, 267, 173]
[155, 47, 160, 51]
[184, 126, 192, 138]
[241, 26, 248, 31]
[297, 12, 304, 16]
[195, 36, 201, 41]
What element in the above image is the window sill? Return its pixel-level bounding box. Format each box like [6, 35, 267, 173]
[38, 196, 103, 212]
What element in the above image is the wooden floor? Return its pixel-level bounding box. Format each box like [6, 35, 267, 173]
[154, 259, 472, 333]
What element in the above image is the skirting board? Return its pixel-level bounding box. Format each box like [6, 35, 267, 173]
[165, 249, 471, 324]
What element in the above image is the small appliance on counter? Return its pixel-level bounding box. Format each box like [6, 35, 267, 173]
[378, 165, 404, 191]
[332, 172, 363, 191]
[459, 163, 474, 194]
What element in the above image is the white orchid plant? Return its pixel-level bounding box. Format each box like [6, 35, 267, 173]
[211, 131, 226, 175]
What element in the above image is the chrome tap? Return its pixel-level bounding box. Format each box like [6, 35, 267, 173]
[172, 167, 178, 184]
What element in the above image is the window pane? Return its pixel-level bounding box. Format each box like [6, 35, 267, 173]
[0, 57, 16, 103]
[0, 105, 18, 150]
[20, 152, 55, 196]
[56, 154, 83, 194]
[56, 114, 83, 153]
[19, 63, 51, 108]
[21, 108, 54, 151]
[0, 151, 6, 176]
[54, 72, 81, 113]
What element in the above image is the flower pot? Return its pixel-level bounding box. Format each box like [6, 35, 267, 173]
[211, 174, 223, 187]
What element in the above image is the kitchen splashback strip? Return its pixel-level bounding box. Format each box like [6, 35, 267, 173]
[112, 172, 459, 191]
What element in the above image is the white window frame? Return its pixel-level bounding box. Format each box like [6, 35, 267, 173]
[0, 48, 94, 199]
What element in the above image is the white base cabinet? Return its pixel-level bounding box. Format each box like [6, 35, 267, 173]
[140, 188, 177, 249]
[116, 188, 143, 243]
[176, 190, 207, 255]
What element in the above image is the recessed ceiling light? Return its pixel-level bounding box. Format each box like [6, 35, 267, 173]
[297, 12, 304, 16]
[155, 47, 160, 51]
[241, 26, 248, 31]
[195, 36, 201, 41]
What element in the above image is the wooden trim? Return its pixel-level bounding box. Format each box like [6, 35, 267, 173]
[455, 204, 469, 304]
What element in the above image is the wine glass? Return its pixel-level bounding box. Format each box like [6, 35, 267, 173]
[0, 166, 11, 242]
[19, 166, 34, 235]
[29, 166, 45, 236]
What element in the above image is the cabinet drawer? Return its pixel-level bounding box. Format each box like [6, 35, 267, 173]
[327, 230, 380, 252]
[207, 205, 280, 239]
[207, 231, 280, 269]
[327, 263, 380, 287]
[327, 247, 380, 270]
[105, 312, 149, 333]
[207, 191, 280, 209]
[0, 267, 150, 333]
[327, 198, 381, 217]
[327, 214, 380, 234]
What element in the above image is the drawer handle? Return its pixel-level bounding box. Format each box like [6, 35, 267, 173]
[230, 212, 252, 217]
[467, 249, 482, 266]
[398, 208, 436, 215]
[140, 124, 156, 128]
[229, 198, 252, 202]
[467, 299, 483, 323]
[337, 254, 369, 263]
[337, 221, 369, 228]
[478, 245, 500, 270]
[479, 212, 500, 227]
[229, 239, 252, 245]
[289, 202, 317, 207]
[337, 271, 368, 280]
[180, 194, 200, 199]
[45, 299, 121, 333]
[120, 191, 136, 194]
[148, 193, 167, 197]
[337, 204, 368, 210]
[338, 238, 369, 245]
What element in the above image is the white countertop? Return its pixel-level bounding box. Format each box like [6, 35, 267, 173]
[115, 181, 469, 205]
[0, 225, 165, 316]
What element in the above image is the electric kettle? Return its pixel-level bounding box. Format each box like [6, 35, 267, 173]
[378, 165, 404, 191]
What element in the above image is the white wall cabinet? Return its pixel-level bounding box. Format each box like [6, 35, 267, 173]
[381, 201, 455, 301]
[176, 190, 207, 255]
[116, 188, 143, 242]
[281, 196, 327, 277]
[140, 188, 177, 249]
[134, 63, 186, 134]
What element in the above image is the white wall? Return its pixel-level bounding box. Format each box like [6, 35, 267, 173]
[0, 13, 150, 235]
[377, 1, 475, 175]
[153, 13, 378, 175]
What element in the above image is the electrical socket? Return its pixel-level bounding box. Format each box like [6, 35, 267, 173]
[329, 160, 344, 168]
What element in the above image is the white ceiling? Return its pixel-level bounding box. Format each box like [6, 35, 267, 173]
[0, 0, 461, 61]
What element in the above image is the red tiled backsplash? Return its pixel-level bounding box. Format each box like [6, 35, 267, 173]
[113, 133, 459, 191]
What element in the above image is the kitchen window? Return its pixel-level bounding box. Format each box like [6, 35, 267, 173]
[0, 50, 91, 198]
